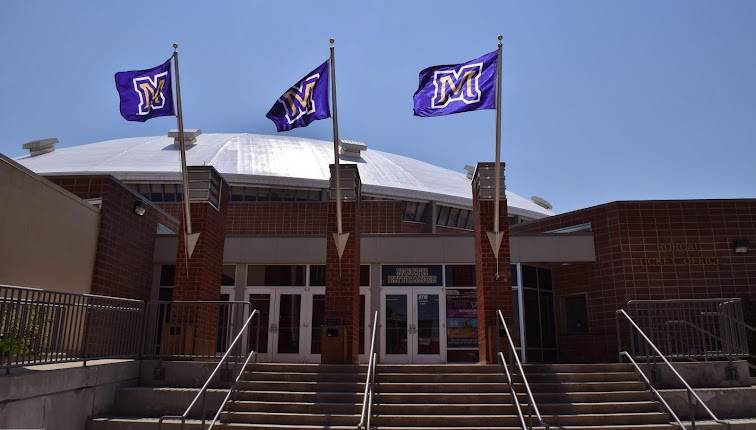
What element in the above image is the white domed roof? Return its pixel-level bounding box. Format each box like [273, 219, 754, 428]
[15, 133, 553, 218]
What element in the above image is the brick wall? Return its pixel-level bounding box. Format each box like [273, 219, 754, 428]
[171, 174, 230, 356]
[513, 199, 756, 362]
[49, 176, 178, 300]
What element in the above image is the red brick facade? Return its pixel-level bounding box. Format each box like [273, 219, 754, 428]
[512, 199, 756, 362]
[323, 165, 361, 364]
[171, 170, 230, 355]
[48, 175, 179, 300]
[472, 163, 513, 364]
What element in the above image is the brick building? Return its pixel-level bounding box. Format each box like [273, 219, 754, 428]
[12, 132, 755, 364]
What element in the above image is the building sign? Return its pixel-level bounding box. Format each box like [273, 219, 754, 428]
[381, 265, 443, 286]
[635, 241, 720, 267]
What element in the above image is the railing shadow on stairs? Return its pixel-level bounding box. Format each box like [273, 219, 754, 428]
[496, 309, 550, 430]
[158, 308, 259, 430]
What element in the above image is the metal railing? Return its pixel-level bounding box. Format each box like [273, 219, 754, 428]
[620, 351, 686, 429]
[142, 300, 252, 360]
[496, 310, 549, 430]
[616, 308, 730, 429]
[624, 299, 748, 362]
[358, 311, 379, 430]
[159, 308, 258, 430]
[1, 285, 144, 374]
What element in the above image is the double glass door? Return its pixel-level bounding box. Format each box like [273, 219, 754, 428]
[247, 287, 368, 363]
[380, 288, 446, 363]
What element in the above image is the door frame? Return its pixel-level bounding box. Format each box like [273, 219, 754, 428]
[379, 286, 446, 363]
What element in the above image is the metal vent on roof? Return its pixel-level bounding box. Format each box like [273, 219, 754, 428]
[531, 195, 553, 210]
[464, 165, 475, 179]
[168, 129, 202, 146]
[339, 139, 367, 158]
[22, 138, 58, 157]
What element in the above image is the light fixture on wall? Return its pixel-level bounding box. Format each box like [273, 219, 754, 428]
[134, 200, 147, 216]
[733, 239, 750, 254]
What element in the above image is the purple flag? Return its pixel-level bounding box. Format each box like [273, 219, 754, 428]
[413, 50, 498, 117]
[267, 60, 330, 132]
[114, 59, 175, 122]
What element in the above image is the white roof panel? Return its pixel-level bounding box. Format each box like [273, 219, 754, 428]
[15, 133, 554, 218]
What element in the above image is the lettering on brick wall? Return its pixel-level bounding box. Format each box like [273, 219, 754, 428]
[635, 242, 720, 267]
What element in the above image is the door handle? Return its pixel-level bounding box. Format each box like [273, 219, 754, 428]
[270, 323, 278, 333]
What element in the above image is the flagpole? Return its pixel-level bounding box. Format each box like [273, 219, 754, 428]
[329, 37, 349, 267]
[487, 34, 504, 280]
[172, 43, 198, 260]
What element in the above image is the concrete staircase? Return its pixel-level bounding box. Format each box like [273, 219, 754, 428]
[90, 361, 681, 429]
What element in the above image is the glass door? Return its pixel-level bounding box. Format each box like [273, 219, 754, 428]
[273, 290, 306, 361]
[247, 291, 273, 361]
[413, 288, 445, 363]
[381, 290, 410, 363]
[380, 288, 445, 363]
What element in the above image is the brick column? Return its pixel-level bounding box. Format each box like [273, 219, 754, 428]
[172, 166, 228, 356]
[472, 162, 512, 364]
[322, 164, 361, 364]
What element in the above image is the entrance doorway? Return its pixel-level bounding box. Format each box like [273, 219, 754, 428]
[380, 287, 446, 363]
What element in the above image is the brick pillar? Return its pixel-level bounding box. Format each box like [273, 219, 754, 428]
[172, 166, 228, 356]
[323, 164, 361, 364]
[472, 162, 512, 364]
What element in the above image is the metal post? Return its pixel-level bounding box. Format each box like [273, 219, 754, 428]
[487, 34, 505, 279]
[330, 38, 342, 238]
[172, 43, 197, 262]
[493, 34, 503, 238]
[329, 37, 349, 268]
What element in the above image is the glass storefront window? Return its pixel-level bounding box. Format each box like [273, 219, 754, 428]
[247, 265, 306, 286]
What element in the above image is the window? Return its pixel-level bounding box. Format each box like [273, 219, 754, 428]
[309, 264, 369, 286]
[310, 265, 326, 286]
[230, 186, 321, 202]
[360, 265, 370, 286]
[401, 201, 427, 223]
[158, 264, 175, 302]
[159, 265, 175, 286]
[435, 205, 474, 230]
[221, 265, 236, 286]
[247, 265, 306, 286]
[545, 223, 592, 234]
[445, 265, 475, 287]
[563, 294, 588, 335]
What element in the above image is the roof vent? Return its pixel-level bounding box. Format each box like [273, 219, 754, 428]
[464, 165, 475, 179]
[22, 138, 58, 156]
[531, 195, 553, 210]
[168, 129, 202, 146]
[339, 139, 367, 158]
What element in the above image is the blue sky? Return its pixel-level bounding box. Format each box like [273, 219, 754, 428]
[1, 1, 754, 212]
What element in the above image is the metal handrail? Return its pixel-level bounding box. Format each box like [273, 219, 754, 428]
[358, 310, 379, 430]
[616, 309, 730, 429]
[158, 308, 258, 430]
[207, 345, 257, 429]
[620, 351, 686, 429]
[497, 351, 528, 429]
[496, 310, 549, 430]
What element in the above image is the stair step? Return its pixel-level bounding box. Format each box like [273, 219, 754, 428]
[241, 370, 640, 384]
[369, 412, 670, 427]
[223, 400, 660, 415]
[88, 417, 680, 430]
[237, 380, 648, 393]
[235, 389, 653, 404]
